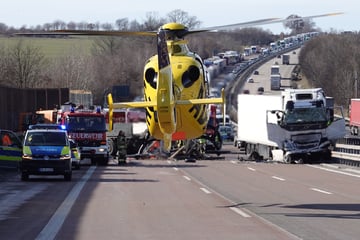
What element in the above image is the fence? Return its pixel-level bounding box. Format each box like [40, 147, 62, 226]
[0, 86, 69, 132]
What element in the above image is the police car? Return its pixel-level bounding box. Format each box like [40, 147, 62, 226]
[0, 129, 22, 169]
[20, 125, 72, 181]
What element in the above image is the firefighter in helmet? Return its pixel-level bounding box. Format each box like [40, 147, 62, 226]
[117, 130, 127, 164]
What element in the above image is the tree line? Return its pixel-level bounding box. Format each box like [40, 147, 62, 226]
[299, 32, 360, 111]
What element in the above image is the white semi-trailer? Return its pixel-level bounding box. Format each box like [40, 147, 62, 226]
[236, 88, 346, 163]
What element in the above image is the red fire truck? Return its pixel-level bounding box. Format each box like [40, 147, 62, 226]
[59, 105, 109, 165]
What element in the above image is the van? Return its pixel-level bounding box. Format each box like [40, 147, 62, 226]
[20, 128, 72, 181]
[0, 130, 22, 169]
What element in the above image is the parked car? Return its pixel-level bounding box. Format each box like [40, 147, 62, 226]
[20, 128, 72, 181]
[257, 87, 264, 94]
[0, 130, 22, 169]
[218, 125, 234, 142]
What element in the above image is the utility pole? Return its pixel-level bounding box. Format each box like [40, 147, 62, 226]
[355, 70, 358, 98]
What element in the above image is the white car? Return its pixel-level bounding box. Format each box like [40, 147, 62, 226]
[247, 78, 254, 83]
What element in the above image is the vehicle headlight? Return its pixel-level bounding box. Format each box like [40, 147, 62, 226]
[60, 154, 71, 160]
[22, 154, 33, 160]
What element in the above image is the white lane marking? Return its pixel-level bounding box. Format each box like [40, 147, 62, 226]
[247, 167, 256, 171]
[173, 167, 179, 171]
[183, 176, 191, 181]
[36, 166, 96, 240]
[200, 187, 211, 194]
[307, 164, 360, 178]
[272, 176, 285, 181]
[310, 188, 332, 195]
[230, 160, 238, 164]
[229, 207, 251, 218]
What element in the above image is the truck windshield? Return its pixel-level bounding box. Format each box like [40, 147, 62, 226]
[67, 116, 106, 132]
[284, 108, 327, 124]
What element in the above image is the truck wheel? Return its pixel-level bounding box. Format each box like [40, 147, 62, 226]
[284, 154, 292, 164]
[245, 144, 254, 160]
[64, 172, 72, 181]
[91, 158, 96, 165]
[75, 163, 81, 170]
[21, 173, 29, 181]
[99, 156, 109, 166]
[108, 138, 117, 156]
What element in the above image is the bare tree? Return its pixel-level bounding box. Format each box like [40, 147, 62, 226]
[0, 23, 8, 33]
[299, 33, 360, 109]
[283, 15, 316, 34]
[0, 45, 8, 85]
[45, 46, 94, 90]
[53, 20, 66, 30]
[6, 40, 45, 88]
[142, 12, 165, 31]
[67, 21, 77, 30]
[115, 18, 129, 30]
[101, 23, 114, 30]
[166, 9, 201, 29]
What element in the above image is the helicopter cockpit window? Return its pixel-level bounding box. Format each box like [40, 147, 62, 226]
[145, 68, 157, 88]
[182, 65, 200, 88]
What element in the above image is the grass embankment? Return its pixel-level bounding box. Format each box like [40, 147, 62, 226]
[0, 36, 94, 57]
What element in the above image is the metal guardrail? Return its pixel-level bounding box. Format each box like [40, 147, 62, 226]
[332, 137, 360, 166]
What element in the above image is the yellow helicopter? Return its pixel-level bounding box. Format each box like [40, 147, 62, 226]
[105, 18, 282, 152]
[52, 13, 342, 153]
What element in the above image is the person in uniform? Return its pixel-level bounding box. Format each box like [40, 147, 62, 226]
[117, 130, 127, 165]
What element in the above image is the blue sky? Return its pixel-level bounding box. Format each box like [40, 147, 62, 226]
[1, 0, 356, 33]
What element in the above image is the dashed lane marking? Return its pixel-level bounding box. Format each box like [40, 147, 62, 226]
[229, 207, 251, 218]
[310, 188, 332, 195]
[200, 187, 211, 194]
[183, 176, 191, 181]
[272, 176, 285, 181]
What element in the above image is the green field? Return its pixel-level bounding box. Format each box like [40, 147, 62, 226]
[0, 36, 94, 58]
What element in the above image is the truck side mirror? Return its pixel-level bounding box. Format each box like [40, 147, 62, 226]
[327, 108, 334, 122]
[285, 101, 294, 111]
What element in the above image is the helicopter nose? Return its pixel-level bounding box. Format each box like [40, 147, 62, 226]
[182, 65, 200, 88]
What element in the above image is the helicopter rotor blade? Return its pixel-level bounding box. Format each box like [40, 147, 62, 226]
[191, 17, 281, 32]
[259, 12, 344, 25]
[54, 30, 156, 36]
[15, 29, 157, 37]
